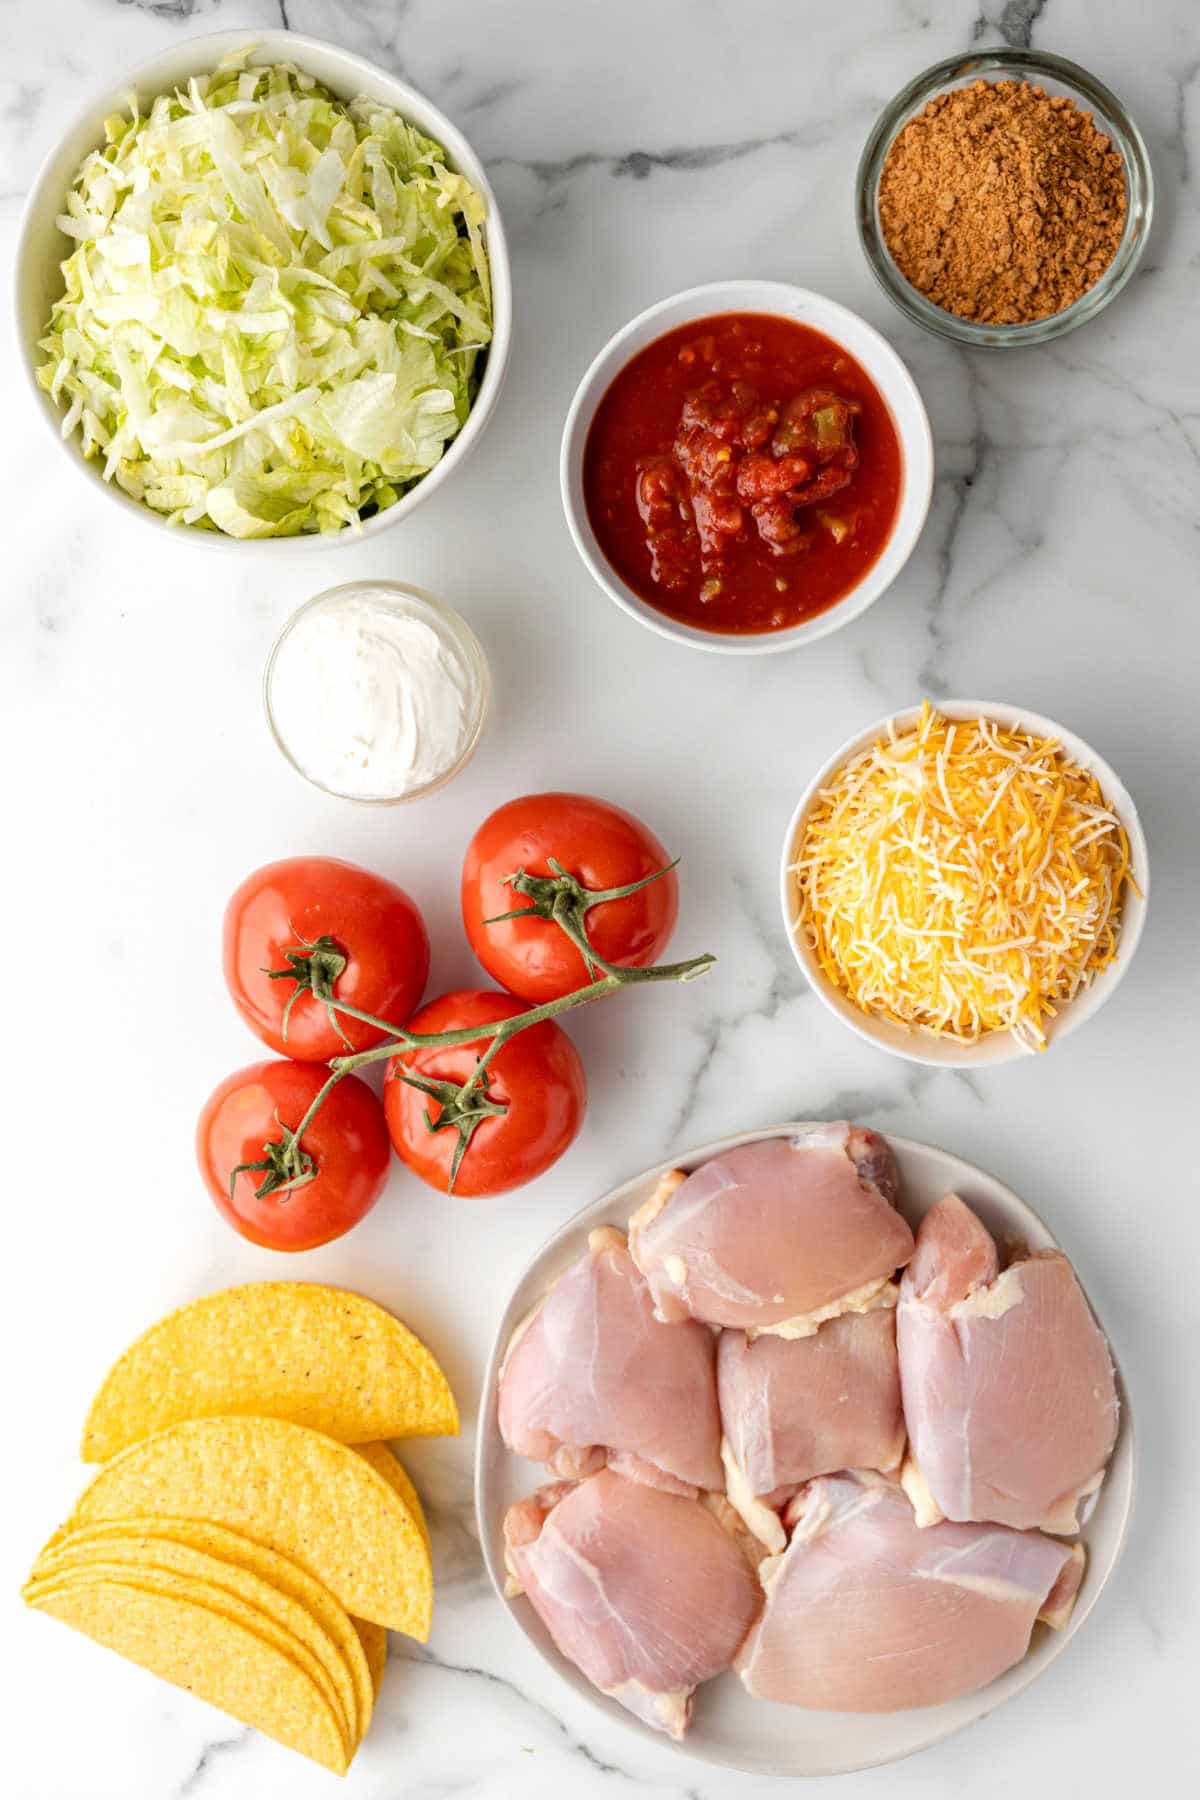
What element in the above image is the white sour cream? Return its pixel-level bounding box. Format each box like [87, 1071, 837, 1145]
[267, 584, 487, 801]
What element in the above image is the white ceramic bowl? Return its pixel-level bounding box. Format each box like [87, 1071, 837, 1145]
[13, 29, 512, 553]
[476, 1122, 1135, 1776]
[780, 701, 1149, 1066]
[560, 281, 934, 655]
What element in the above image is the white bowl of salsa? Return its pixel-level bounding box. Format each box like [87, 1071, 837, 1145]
[560, 281, 934, 654]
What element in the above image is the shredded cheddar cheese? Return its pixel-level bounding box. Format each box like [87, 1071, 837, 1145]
[791, 703, 1135, 1051]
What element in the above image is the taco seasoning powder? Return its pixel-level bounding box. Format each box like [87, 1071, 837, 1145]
[877, 79, 1127, 325]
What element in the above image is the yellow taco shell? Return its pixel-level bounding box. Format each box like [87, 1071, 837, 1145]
[81, 1282, 458, 1462]
[67, 1416, 432, 1635]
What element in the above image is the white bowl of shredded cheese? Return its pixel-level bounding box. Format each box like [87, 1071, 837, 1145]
[780, 700, 1149, 1065]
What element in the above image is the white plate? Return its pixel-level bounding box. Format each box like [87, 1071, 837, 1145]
[475, 1122, 1134, 1776]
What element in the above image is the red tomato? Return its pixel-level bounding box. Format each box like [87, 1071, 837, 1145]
[384, 989, 586, 1197]
[461, 794, 679, 1003]
[197, 1059, 391, 1251]
[224, 856, 429, 1062]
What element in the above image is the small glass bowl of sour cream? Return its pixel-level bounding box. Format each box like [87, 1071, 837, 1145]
[265, 581, 491, 803]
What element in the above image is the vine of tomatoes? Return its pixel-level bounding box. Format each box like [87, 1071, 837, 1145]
[198, 797, 714, 1248]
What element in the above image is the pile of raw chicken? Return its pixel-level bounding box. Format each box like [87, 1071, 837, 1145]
[499, 1123, 1118, 1738]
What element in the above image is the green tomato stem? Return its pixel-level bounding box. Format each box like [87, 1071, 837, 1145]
[327, 949, 717, 1083]
[255, 887, 716, 1196]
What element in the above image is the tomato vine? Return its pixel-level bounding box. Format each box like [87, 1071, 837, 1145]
[260, 859, 714, 1193]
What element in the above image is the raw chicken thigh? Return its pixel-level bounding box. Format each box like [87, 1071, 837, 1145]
[737, 1473, 1083, 1712]
[629, 1123, 913, 1333]
[504, 1469, 762, 1739]
[497, 1128, 1118, 1729]
[498, 1227, 722, 1491]
[898, 1194, 1118, 1533]
[718, 1291, 905, 1550]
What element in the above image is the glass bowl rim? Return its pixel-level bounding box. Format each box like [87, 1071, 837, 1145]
[263, 578, 492, 805]
[855, 45, 1154, 349]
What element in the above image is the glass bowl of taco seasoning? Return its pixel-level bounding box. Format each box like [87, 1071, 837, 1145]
[856, 48, 1152, 347]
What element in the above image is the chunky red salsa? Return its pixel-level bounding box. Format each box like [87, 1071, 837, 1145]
[583, 313, 903, 635]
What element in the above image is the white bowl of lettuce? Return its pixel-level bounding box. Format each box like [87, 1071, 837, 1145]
[15, 31, 511, 546]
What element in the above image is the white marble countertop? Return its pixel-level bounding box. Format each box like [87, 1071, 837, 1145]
[4, 1, 1198, 1795]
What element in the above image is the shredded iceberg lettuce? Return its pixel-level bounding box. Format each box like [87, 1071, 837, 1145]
[37, 53, 493, 537]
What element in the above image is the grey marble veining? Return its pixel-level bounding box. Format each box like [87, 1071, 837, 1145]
[2, 1, 1198, 1795]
